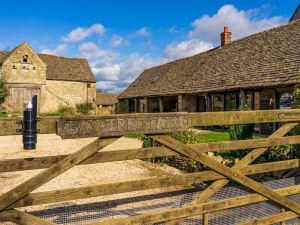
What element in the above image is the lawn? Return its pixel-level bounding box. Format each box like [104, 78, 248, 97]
[126, 131, 231, 143]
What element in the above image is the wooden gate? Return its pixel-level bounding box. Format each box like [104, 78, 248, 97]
[1, 109, 300, 224]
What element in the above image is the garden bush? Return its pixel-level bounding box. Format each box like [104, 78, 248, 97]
[220, 106, 254, 161]
[76, 103, 93, 114]
[228, 106, 254, 140]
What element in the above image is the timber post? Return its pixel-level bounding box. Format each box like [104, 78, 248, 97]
[205, 93, 212, 112]
[178, 94, 183, 111]
[240, 89, 246, 108]
[159, 97, 164, 112]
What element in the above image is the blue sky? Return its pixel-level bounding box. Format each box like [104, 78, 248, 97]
[0, 0, 298, 92]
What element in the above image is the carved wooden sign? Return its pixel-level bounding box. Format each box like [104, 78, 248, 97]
[57, 113, 192, 139]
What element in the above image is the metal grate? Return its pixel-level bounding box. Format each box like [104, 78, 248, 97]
[2, 176, 300, 225]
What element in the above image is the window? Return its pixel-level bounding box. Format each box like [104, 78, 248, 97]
[23, 55, 28, 63]
[279, 92, 294, 109]
[151, 74, 160, 83]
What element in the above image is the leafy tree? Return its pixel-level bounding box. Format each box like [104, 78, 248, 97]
[0, 79, 7, 105]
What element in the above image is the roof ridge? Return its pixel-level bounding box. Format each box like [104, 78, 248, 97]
[143, 21, 297, 72]
[38, 53, 87, 60]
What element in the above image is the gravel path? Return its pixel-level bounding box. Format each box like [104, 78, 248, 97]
[0, 134, 182, 213]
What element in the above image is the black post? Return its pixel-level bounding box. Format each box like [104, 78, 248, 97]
[17, 95, 39, 150]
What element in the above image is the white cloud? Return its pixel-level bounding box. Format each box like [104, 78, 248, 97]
[93, 62, 120, 81]
[79, 42, 117, 61]
[96, 53, 162, 92]
[109, 35, 127, 48]
[164, 39, 213, 61]
[55, 4, 286, 93]
[118, 53, 160, 83]
[41, 44, 68, 55]
[133, 27, 151, 37]
[63, 24, 105, 43]
[189, 4, 285, 44]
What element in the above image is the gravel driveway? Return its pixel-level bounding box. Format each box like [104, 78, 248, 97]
[0, 134, 181, 212]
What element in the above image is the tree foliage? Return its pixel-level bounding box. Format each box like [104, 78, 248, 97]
[0, 79, 7, 105]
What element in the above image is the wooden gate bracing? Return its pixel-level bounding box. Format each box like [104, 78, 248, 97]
[1, 109, 300, 224]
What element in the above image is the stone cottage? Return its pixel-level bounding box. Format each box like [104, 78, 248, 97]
[0, 42, 96, 113]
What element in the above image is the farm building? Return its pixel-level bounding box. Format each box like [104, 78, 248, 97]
[290, 3, 300, 22]
[0, 42, 96, 113]
[96, 92, 118, 109]
[118, 19, 300, 128]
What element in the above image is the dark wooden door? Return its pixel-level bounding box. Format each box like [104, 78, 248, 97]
[8, 87, 40, 112]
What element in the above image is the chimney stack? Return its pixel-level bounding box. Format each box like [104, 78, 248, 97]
[220, 26, 232, 47]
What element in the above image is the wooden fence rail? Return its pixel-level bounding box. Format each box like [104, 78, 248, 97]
[0, 109, 300, 224]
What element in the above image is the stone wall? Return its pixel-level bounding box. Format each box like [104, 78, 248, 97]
[1, 43, 46, 85]
[41, 80, 96, 113]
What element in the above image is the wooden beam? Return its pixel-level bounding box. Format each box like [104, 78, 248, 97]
[164, 123, 297, 225]
[9, 158, 300, 208]
[0, 147, 177, 173]
[90, 184, 300, 225]
[202, 213, 209, 225]
[0, 117, 58, 136]
[0, 138, 116, 211]
[151, 135, 300, 216]
[3, 127, 300, 173]
[191, 109, 300, 126]
[281, 208, 286, 225]
[240, 89, 246, 107]
[0, 209, 55, 225]
[188, 134, 300, 153]
[159, 97, 164, 112]
[57, 113, 192, 139]
[205, 94, 211, 112]
[1, 109, 300, 138]
[238, 211, 298, 225]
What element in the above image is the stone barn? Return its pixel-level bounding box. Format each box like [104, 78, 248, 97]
[96, 93, 118, 109]
[0, 42, 96, 113]
[290, 3, 300, 22]
[118, 19, 300, 133]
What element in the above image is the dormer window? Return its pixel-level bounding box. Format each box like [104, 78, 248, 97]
[151, 74, 160, 83]
[23, 55, 28, 63]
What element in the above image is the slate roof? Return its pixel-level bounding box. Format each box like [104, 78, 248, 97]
[0, 51, 95, 83]
[96, 93, 118, 105]
[119, 20, 300, 99]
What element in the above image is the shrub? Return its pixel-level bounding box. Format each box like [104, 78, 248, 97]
[229, 106, 254, 140]
[220, 106, 254, 161]
[58, 105, 75, 116]
[0, 79, 7, 105]
[169, 130, 199, 144]
[140, 130, 205, 172]
[76, 103, 93, 114]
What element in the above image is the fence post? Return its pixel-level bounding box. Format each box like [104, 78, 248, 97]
[281, 208, 286, 225]
[202, 213, 209, 225]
